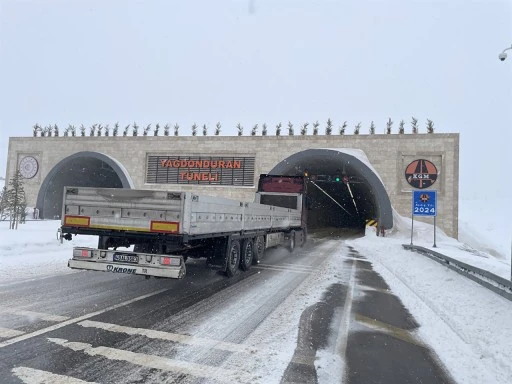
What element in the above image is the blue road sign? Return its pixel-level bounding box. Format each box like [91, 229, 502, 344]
[412, 190, 437, 217]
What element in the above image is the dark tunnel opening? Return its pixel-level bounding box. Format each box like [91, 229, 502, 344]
[269, 149, 393, 235]
[40, 157, 123, 219]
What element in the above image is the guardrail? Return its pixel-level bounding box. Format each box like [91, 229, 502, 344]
[402, 244, 512, 302]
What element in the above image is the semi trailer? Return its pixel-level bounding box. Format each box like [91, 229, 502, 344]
[61, 174, 308, 279]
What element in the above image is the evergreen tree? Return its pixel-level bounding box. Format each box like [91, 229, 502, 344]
[132, 122, 139, 136]
[70, 125, 76, 137]
[154, 123, 160, 136]
[215, 122, 221, 136]
[275, 122, 282, 136]
[426, 119, 435, 133]
[354, 122, 361, 135]
[53, 124, 59, 137]
[173, 123, 179, 136]
[261, 123, 267, 136]
[123, 124, 130, 136]
[32, 124, 41, 137]
[6, 171, 26, 229]
[203, 124, 208, 136]
[369, 121, 375, 134]
[398, 120, 405, 134]
[386, 118, 393, 134]
[326, 119, 333, 135]
[97, 124, 103, 136]
[237, 123, 243, 136]
[287, 121, 294, 136]
[411, 117, 418, 134]
[64, 125, 71, 137]
[89, 124, 96, 137]
[143, 124, 151, 136]
[163, 124, 170, 136]
[192, 123, 198, 136]
[251, 124, 258, 136]
[339, 121, 347, 135]
[314, 121, 322, 135]
[104, 124, 110, 136]
[0, 186, 8, 220]
[113, 122, 119, 137]
[46, 125, 53, 137]
[300, 122, 308, 136]
[80, 124, 86, 137]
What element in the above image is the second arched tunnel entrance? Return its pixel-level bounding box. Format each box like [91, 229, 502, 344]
[269, 148, 393, 234]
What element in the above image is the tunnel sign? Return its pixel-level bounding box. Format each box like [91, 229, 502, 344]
[412, 190, 437, 216]
[405, 159, 438, 189]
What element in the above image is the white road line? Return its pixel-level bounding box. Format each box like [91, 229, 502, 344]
[0, 327, 25, 338]
[78, 320, 258, 354]
[0, 288, 169, 349]
[0, 308, 70, 322]
[47, 338, 255, 384]
[12, 366, 97, 384]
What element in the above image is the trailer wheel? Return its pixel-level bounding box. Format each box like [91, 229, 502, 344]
[240, 239, 254, 271]
[225, 239, 241, 277]
[253, 236, 265, 265]
[288, 231, 295, 253]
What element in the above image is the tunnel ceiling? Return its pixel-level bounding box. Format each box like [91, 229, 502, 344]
[269, 148, 393, 230]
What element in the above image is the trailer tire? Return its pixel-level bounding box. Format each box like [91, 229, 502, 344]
[288, 231, 295, 253]
[240, 239, 254, 271]
[253, 236, 265, 265]
[225, 239, 241, 277]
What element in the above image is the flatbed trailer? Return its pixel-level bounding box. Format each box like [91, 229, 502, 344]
[61, 175, 307, 278]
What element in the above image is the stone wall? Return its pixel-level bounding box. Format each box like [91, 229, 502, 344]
[5, 133, 459, 237]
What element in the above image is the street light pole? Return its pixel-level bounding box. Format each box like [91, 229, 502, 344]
[499, 44, 512, 280]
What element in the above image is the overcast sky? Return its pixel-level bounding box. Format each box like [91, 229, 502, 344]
[0, 0, 511, 199]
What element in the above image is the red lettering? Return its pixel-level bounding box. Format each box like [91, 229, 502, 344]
[180, 160, 188, 167]
[218, 161, 225, 168]
[233, 161, 241, 169]
[160, 160, 167, 167]
[179, 172, 187, 180]
[210, 161, 217, 168]
[173, 160, 180, 168]
[203, 160, 210, 168]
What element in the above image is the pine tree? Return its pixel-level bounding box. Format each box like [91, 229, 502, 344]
[32, 124, 41, 137]
[369, 121, 375, 134]
[251, 124, 258, 136]
[80, 124, 86, 137]
[300, 122, 309, 136]
[64, 125, 71, 137]
[53, 124, 59, 137]
[386, 118, 393, 134]
[191, 123, 198, 136]
[276, 122, 282, 136]
[215, 122, 221, 136]
[6, 171, 26, 229]
[426, 119, 434, 133]
[339, 121, 347, 135]
[202, 124, 208, 136]
[0, 186, 8, 220]
[237, 123, 243, 136]
[70, 125, 76, 137]
[154, 123, 160, 136]
[104, 124, 110, 136]
[173, 123, 179, 136]
[313, 121, 321, 135]
[143, 124, 151, 136]
[398, 120, 405, 134]
[261, 123, 267, 136]
[46, 125, 53, 137]
[132, 122, 139, 136]
[113, 122, 119, 137]
[354, 122, 361, 135]
[326, 119, 333, 135]
[287, 121, 294, 136]
[97, 124, 103, 136]
[123, 124, 130, 136]
[411, 117, 418, 134]
[163, 124, 170, 136]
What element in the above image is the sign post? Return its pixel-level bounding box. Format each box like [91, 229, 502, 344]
[411, 190, 437, 247]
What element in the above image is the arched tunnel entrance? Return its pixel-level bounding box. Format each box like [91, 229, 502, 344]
[36, 152, 133, 219]
[269, 148, 393, 234]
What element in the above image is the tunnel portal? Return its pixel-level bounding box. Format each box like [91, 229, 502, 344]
[269, 148, 393, 232]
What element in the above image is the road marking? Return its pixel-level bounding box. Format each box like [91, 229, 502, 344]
[335, 257, 356, 371]
[48, 338, 254, 383]
[12, 367, 96, 383]
[0, 288, 169, 349]
[255, 264, 312, 274]
[78, 320, 258, 354]
[0, 327, 25, 338]
[0, 308, 69, 322]
[355, 314, 426, 348]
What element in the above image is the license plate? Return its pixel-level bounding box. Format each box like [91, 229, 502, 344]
[113, 253, 139, 264]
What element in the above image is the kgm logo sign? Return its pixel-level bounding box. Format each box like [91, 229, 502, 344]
[405, 159, 438, 189]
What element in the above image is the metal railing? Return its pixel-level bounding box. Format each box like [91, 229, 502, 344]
[402, 244, 512, 302]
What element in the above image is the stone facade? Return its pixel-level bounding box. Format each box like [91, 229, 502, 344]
[5, 133, 459, 238]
